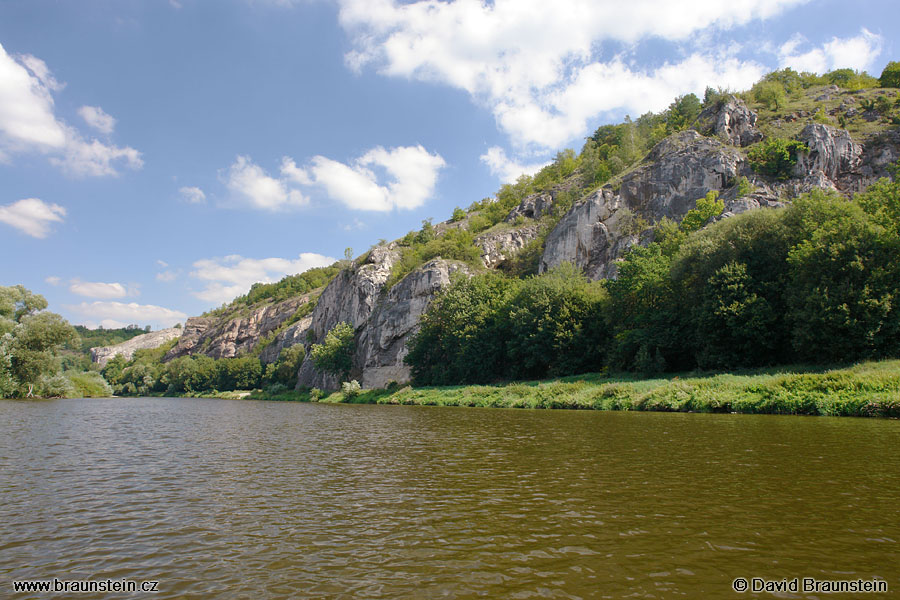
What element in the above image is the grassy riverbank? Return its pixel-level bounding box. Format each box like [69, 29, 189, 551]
[248, 360, 900, 417]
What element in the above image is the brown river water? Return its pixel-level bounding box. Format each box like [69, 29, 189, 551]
[1, 397, 898, 599]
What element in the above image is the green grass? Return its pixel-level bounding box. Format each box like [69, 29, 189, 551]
[248, 359, 900, 418]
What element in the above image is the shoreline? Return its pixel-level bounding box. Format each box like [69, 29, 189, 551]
[248, 360, 900, 418]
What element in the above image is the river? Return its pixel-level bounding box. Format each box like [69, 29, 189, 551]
[1, 398, 897, 599]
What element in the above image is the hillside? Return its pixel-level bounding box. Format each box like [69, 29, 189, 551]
[106, 68, 900, 393]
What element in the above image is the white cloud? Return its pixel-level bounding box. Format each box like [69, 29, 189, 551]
[50, 132, 143, 177]
[45, 276, 62, 286]
[69, 280, 129, 299]
[179, 185, 206, 204]
[301, 145, 445, 211]
[480, 146, 550, 183]
[224, 155, 308, 210]
[156, 270, 178, 283]
[0, 43, 141, 176]
[77, 105, 116, 134]
[778, 28, 883, 74]
[338, 0, 805, 150]
[0, 198, 66, 238]
[66, 301, 187, 329]
[190, 252, 336, 305]
[227, 146, 444, 212]
[156, 260, 169, 268]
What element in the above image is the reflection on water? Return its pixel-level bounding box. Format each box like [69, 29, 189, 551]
[1, 398, 897, 598]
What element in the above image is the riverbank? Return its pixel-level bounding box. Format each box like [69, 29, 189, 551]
[248, 360, 900, 417]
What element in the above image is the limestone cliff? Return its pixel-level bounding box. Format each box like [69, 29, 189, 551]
[293, 246, 469, 390]
[159, 89, 900, 390]
[539, 99, 899, 280]
[91, 327, 183, 367]
[163, 294, 314, 362]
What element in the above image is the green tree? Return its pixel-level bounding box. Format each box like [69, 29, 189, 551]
[879, 61, 900, 88]
[450, 207, 466, 222]
[406, 272, 519, 385]
[680, 191, 724, 233]
[748, 138, 807, 180]
[4, 309, 78, 397]
[665, 93, 702, 133]
[310, 322, 355, 380]
[268, 344, 306, 387]
[752, 81, 786, 111]
[504, 263, 608, 379]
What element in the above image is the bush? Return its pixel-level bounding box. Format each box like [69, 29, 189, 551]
[310, 322, 355, 380]
[450, 207, 466, 222]
[880, 61, 900, 88]
[341, 380, 361, 399]
[747, 138, 807, 180]
[67, 371, 113, 397]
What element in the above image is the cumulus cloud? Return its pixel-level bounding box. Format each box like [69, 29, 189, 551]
[156, 270, 179, 282]
[223, 155, 308, 210]
[66, 301, 187, 329]
[338, 0, 804, 151]
[45, 276, 62, 286]
[179, 186, 206, 204]
[292, 145, 445, 211]
[0, 43, 141, 175]
[778, 28, 883, 74]
[226, 146, 444, 212]
[77, 105, 116, 134]
[0, 198, 66, 238]
[480, 146, 550, 183]
[68, 280, 129, 299]
[190, 252, 336, 305]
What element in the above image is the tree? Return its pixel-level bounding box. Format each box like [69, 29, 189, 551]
[310, 322, 355, 380]
[748, 138, 807, 180]
[406, 272, 518, 385]
[680, 191, 724, 233]
[752, 81, 786, 111]
[450, 207, 466, 222]
[880, 61, 900, 88]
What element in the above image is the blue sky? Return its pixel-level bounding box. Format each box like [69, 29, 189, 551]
[1, 0, 897, 329]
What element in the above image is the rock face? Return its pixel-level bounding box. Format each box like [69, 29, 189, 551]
[694, 95, 763, 147]
[792, 123, 863, 185]
[293, 246, 469, 390]
[91, 327, 183, 367]
[163, 295, 312, 362]
[505, 193, 553, 222]
[541, 131, 743, 278]
[355, 259, 471, 389]
[476, 224, 541, 268]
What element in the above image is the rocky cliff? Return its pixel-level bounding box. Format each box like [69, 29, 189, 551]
[163, 294, 314, 362]
[539, 98, 899, 279]
[161, 89, 900, 390]
[91, 327, 183, 366]
[293, 246, 469, 389]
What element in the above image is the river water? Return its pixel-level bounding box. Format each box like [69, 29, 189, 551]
[1, 398, 897, 599]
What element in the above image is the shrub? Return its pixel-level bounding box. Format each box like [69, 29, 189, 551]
[341, 380, 361, 399]
[450, 207, 466, 222]
[747, 138, 807, 180]
[879, 61, 900, 88]
[310, 322, 355, 380]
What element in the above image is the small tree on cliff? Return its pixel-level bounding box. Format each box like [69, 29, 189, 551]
[310, 322, 355, 381]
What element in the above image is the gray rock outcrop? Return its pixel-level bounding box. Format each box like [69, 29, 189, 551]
[505, 193, 553, 222]
[293, 246, 470, 390]
[541, 131, 744, 278]
[355, 259, 471, 389]
[694, 95, 763, 147]
[476, 224, 541, 268]
[792, 123, 863, 186]
[91, 327, 183, 367]
[163, 295, 313, 362]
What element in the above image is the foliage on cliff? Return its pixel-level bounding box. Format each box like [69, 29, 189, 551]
[406, 173, 900, 384]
